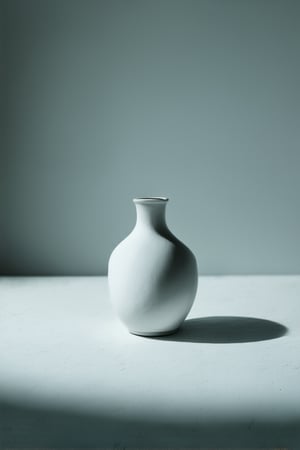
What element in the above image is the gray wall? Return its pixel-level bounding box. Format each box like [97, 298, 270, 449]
[1, 0, 7, 266]
[1, 0, 300, 275]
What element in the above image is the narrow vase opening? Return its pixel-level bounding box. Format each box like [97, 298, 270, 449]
[133, 197, 169, 232]
[133, 197, 169, 204]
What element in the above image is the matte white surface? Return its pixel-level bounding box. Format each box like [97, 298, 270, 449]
[108, 198, 198, 335]
[0, 276, 299, 448]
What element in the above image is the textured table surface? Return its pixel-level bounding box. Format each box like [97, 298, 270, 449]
[0, 276, 299, 448]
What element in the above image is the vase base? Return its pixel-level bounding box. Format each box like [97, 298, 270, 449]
[129, 328, 179, 337]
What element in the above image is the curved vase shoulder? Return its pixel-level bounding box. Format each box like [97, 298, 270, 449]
[108, 197, 198, 336]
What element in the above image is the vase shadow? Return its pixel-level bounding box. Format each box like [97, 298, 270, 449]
[153, 316, 288, 343]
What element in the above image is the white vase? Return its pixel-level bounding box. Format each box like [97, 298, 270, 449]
[108, 197, 198, 336]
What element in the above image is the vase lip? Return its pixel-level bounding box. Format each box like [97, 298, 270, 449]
[133, 196, 169, 204]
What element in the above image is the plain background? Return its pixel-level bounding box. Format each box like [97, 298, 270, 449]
[1, 0, 300, 275]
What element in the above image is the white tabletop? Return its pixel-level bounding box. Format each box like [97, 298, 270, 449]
[0, 276, 299, 448]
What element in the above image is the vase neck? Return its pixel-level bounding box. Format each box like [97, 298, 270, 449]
[133, 198, 168, 232]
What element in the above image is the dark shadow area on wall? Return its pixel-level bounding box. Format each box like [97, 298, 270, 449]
[0, 395, 299, 448]
[153, 316, 288, 343]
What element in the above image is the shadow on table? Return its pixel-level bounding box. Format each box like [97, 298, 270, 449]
[0, 394, 299, 448]
[155, 316, 288, 343]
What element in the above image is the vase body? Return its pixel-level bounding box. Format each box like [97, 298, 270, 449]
[108, 197, 198, 336]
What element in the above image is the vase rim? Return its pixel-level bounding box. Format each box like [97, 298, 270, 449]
[133, 197, 169, 204]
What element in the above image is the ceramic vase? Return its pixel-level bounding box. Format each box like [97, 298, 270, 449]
[108, 197, 198, 336]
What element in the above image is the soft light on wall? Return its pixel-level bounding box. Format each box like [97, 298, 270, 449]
[1, 0, 300, 275]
